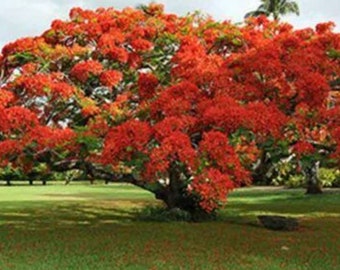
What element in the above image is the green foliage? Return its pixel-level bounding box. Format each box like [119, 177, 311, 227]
[271, 160, 297, 186]
[77, 134, 102, 154]
[0, 165, 24, 181]
[245, 0, 300, 20]
[8, 52, 35, 65]
[285, 174, 305, 188]
[49, 170, 83, 182]
[319, 168, 340, 187]
[327, 48, 340, 59]
[274, 167, 340, 188]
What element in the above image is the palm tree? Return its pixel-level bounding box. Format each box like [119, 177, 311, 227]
[245, 0, 300, 20]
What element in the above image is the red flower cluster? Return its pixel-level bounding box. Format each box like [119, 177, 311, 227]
[199, 131, 250, 185]
[331, 127, 340, 162]
[1, 107, 39, 133]
[102, 120, 152, 165]
[151, 81, 201, 118]
[199, 131, 236, 170]
[171, 36, 223, 85]
[100, 70, 123, 88]
[153, 116, 197, 141]
[145, 131, 197, 179]
[15, 73, 77, 100]
[26, 126, 77, 151]
[191, 168, 234, 212]
[86, 116, 110, 137]
[293, 141, 315, 156]
[51, 82, 77, 99]
[70, 60, 104, 82]
[0, 108, 9, 132]
[202, 102, 246, 134]
[80, 97, 100, 118]
[137, 73, 159, 100]
[130, 38, 153, 52]
[2, 37, 41, 56]
[245, 102, 287, 139]
[97, 31, 125, 49]
[294, 72, 330, 108]
[16, 73, 54, 96]
[97, 33, 128, 62]
[0, 88, 15, 107]
[316, 22, 336, 35]
[0, 140, 22, 166]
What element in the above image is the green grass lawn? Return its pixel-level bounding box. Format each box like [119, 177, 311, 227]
[0, 183, 339, 270]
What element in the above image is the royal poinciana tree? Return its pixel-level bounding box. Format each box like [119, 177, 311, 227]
[0, 4, 339, 214]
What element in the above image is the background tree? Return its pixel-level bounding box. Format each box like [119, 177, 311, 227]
[245, 0, 300, 20]
[217, 18, 340, 194]
[0, 5, 339, 217]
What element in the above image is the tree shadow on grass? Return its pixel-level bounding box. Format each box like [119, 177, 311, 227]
[217, 190, 340, 232]
[227, 188, 340, 214]
[0, 188, 339, 231]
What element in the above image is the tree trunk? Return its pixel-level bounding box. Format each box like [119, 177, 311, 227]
[155, 163, 186, 210]
[252, 150, 272, 185]
[304, 161, 323, 194]
[155, 162, 197, 213]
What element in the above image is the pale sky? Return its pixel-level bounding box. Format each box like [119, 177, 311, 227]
[1, 0, 339, 49]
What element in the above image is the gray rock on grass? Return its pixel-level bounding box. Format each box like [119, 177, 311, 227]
[258, 215, 299, 231]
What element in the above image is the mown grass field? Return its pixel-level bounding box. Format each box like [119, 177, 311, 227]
[0, 183, 339, 270]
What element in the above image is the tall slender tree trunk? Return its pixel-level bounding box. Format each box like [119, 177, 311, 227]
[303, 161, 323, 194]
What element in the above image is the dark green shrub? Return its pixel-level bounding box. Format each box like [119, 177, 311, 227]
[135, 205, 192, 222]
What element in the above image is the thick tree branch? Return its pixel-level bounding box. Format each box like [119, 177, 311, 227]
[49, 158, 157, 192]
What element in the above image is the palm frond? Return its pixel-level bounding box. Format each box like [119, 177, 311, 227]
[244, 0, 300, 20]
[244, 9, 268, 19]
